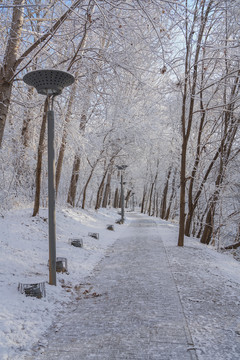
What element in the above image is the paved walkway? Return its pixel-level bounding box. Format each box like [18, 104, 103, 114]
[34, 214, 197, 359]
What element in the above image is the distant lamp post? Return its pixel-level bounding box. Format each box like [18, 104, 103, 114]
[116, 165, 128, 223]
[23, 69, 75, 285]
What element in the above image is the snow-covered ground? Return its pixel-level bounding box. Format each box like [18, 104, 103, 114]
[1, 207, 240, 359]
[158, 221, 240, 359]
[0, 206, 127, 360]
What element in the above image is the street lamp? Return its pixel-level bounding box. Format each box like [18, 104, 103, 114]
[23, 69, 75, 285]
[116, 165, 128, 223]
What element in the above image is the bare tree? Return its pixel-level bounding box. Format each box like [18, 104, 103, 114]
[0, 0, 84, 147]
[177, 0, 216, 246]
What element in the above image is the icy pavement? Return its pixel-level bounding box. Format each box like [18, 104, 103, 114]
[31, 214, 197, 360]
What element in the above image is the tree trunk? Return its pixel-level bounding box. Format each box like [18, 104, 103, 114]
[178, 0, 214, 246]
[200, 70, 240, 244]
[148, 163, 159, 216]
[102, 172, 112, 208]
[148, 182, 154, 216]
[144, 189, 150, 214]
[82, 165, 96, 209]
[160, 168, 171, 219]
[66, 97, 91, 206]
[21, 86, 35, 147]
[56, 75, 78, 195]
[155, 192, 159, 218]
[56, 11, 90, 195]
[0, 0, 83, 147]
[95, 170, 107, 210]
[165, 168, 177, 220]
[185, 106, 206, 236]
[67, 154, 81, 207]
[178, 140, 187, 246]
[32, 98, 48, 216]
[200, 204, 215, 245]
[0, 0, 24, 147]
[141, 187, 147, 213]
[125, 190, 131, 209]
[113, 188, 119, 208]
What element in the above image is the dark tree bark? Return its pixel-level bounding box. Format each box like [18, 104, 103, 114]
[113, 188, 119, 208]
[102, 171, 112, 208]
[67, 154, 81, 207]
[160, 168, 172, 219]
[141, 187, 147, 213]
[95, 169, 108, 210]
[32, 98, 48, 216]
[82, 161, 99, 209]
[200, 71, 240, 244]
[125, 190, 132, 209]
[165, 168, 177, 221]
[0, 0, 24, 147]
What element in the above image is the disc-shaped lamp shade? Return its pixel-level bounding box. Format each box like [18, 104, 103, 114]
[117, 165, 128, 171]
[23, 69, 75, 96]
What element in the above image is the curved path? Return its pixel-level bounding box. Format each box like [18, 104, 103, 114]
[34, 214, 197, 360]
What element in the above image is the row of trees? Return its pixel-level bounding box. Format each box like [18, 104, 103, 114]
[0, 0, 239, 249]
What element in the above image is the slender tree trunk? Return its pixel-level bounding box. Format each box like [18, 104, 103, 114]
[234, 224, 240, 244]
[178, 140, 187, 246]
[200, 124, 239, 243]
[152, 189, 156, 216]
[82, 164, 97, 209]
[165, 168, 177, 220]
[102, 171, 112, 208]
[56, 10, 90, 196]
[185, 111, 206, 236]
[200, 68, 240, 242]
[16, 85, 35, 186]
[196, 203, 209, 238]
[148, 183, 154, 216]
[114, 188, 119, 208]
[200, 200, 216, 245]
[66, 100, 91, 206]
[185, 138, 226, 236]
[67, 154, 81, 207]
[56, 75, 78, 195]
[125, 190, 131, 209]
[21, 87, 35, 147]
[160, 168, 171, 219]
[95, 170, 107, 210]
[32, 98, 48, 216]
[141, 187, 147, 213]
[155, 192, 159, 218]
[144, 189, 150, 214]
[148, 163, 159, 216]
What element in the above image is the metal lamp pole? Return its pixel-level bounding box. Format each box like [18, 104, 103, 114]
[47, 97, 57, 285]
[116, 165, 128, 223]
[23, 70, 75, 285]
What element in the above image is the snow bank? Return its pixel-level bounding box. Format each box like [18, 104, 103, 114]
[0, 206, 125, 360]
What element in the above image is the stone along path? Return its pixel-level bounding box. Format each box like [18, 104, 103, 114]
[34, 214, 197, 360]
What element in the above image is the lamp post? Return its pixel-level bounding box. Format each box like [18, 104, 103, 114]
[116, 165, 128, 223]
[23, 69, 75, 285]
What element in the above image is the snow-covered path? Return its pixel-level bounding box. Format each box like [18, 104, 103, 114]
[32, 214, 196, 360]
